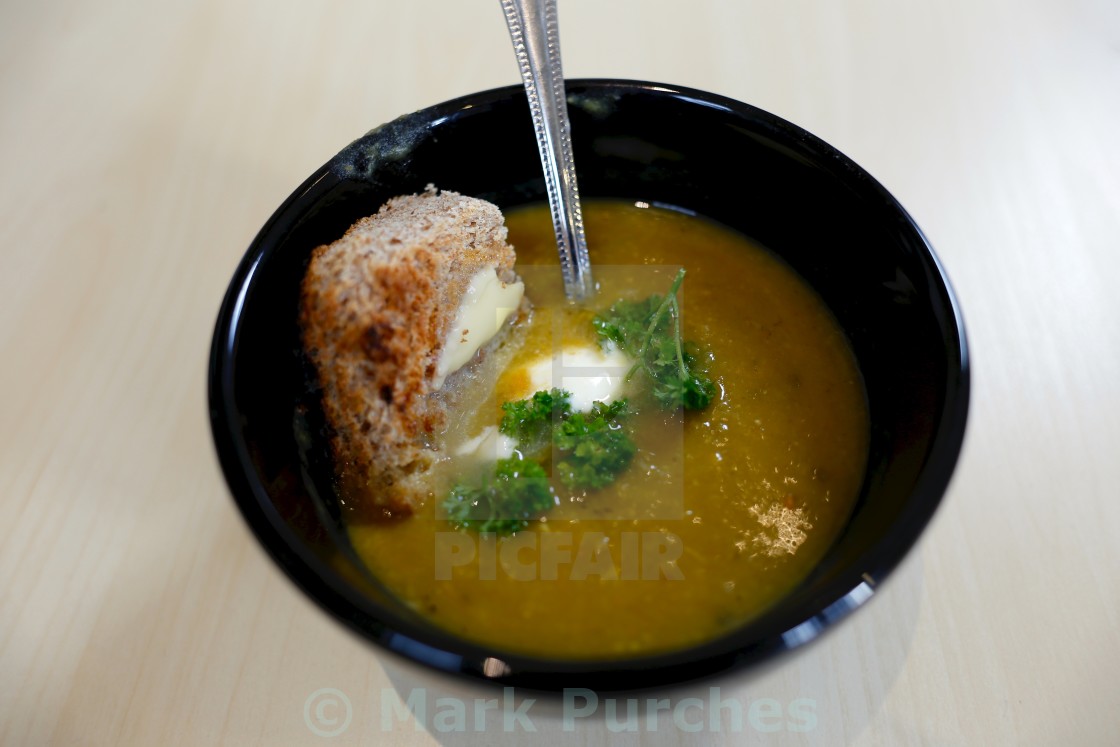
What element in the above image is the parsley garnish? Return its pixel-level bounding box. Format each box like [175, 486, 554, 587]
[442, 457, 554, 535]
[499, 389, 636, 491]
[592, 268, 716, 410]
[444, 270, 714, 535]
[446, 391, 636, 535]
[499, 388, 571, 456]
[553, 400, 636, 490]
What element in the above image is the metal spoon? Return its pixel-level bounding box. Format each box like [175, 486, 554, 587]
[500, 0, 594, 300]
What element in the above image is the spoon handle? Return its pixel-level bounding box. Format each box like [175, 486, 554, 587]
[500, 0, 594, 300]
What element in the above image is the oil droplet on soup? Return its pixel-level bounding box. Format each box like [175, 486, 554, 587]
[347, 201, 869, 658]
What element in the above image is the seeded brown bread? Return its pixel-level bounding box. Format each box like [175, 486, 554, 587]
[299, 186, 521, 515]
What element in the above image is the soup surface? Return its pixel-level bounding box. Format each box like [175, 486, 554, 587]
[347, 201, 868, 658]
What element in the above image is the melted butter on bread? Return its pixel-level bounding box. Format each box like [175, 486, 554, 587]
[434, 266, 524, 387]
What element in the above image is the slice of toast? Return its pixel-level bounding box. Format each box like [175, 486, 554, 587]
[300, 186, 525, 515]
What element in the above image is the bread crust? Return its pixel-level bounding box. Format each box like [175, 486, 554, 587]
[300, 186, 520, 514]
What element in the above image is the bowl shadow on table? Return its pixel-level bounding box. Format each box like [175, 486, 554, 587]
[377, 551, 923, 745]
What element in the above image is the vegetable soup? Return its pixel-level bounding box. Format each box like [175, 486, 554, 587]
[347, 200, 869, 658]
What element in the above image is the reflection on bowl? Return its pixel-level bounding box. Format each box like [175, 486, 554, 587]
[208, 80, 968, 693]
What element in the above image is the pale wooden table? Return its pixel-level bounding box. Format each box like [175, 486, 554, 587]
[3, 0, 1118, 744]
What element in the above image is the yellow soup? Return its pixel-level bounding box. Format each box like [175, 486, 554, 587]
[347, 201, 869, 658]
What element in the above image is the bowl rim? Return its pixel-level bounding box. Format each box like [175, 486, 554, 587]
[208, 78, 970, 693]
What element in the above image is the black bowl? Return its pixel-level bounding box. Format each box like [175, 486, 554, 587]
[208, 80, 968, 693]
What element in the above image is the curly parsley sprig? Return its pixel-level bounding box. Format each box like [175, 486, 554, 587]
[552, 399, 636, 490]
[444, 390, 636, 535]
[498, 388, 571, 456]
[592, 269, 716, 410]
[500, 389, 636, 491]
[441, 457, 554, 535]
